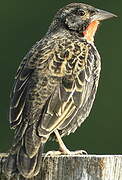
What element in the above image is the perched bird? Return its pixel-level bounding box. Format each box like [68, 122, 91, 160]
[4, 3, 116, 179]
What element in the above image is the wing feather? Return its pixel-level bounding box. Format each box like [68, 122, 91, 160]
[37, 42, 101, 137]
[10, 60, 35, 127]
[9, 41, 42, 128]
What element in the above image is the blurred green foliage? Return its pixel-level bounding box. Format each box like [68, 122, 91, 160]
[0, 0, 121, 154]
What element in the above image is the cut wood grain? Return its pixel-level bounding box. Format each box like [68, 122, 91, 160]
[0, 153, 122, 180]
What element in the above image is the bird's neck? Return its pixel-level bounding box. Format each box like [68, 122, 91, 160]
[83, 21, 100, 42]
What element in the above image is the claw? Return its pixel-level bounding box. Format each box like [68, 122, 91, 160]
[43, 151, 62, 162]
[71, 149, 88, 155]
[43, 149, 87, 162]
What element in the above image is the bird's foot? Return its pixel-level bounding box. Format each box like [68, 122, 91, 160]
[45, 150, 62, 157]
[54, 130, 87, 155]
[43, 148, 71, 161]
[68, 149, 88, 155]
[43, 149, 87, 161]
[43, 151, 62, 161]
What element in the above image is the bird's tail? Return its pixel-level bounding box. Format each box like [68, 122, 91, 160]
[4, 142, 45, 179]
[3, 124, 45, 178]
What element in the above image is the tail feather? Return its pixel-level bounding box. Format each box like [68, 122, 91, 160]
[17, 146, 38, 178]
[4, 141, 45, 178]
[30, 145, 45, 177]
[17, 144, 44, 178]
[24, 124, 42, 158]
[3, 153, 18, 177]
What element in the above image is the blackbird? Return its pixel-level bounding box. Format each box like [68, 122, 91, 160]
[4, 3, 116, 178]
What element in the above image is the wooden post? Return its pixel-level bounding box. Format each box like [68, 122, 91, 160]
[0, 153, 122, 180]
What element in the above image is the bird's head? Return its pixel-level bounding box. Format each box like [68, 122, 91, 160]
[48, 3, 116, 42]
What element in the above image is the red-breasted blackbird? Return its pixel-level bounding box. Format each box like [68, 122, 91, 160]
[4, 3, 116, 179]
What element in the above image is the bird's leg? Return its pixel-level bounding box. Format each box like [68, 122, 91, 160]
[55, 130, 88, 155]
[43, 130, 87, 160]
[43, 130, 70, 160]
[54, 130, 71, 154]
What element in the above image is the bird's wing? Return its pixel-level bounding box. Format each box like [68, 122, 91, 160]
[37, 41, 101, 137]
[9, 41, 44, 128]
[59, 45, 101, 136]
[10, 39, 65, 153]
[37, 71, 90, 136]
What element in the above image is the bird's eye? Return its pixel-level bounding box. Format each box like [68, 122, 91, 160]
[75, 9, 86, 16]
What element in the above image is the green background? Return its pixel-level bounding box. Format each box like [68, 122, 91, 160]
[0, 0, 121, 154]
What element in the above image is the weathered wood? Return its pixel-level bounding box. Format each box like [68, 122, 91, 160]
[0, 153, 122, 180]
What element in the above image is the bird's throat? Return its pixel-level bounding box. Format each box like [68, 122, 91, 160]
[83, 21, 100, 42]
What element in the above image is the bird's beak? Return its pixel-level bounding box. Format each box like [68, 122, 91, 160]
[91, 9, 117, 22]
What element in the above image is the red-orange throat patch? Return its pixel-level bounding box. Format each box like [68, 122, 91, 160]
[83, 21, 100, 42]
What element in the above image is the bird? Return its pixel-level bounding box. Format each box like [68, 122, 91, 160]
[4, 3, 116, 179]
